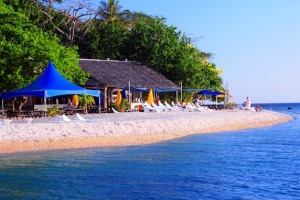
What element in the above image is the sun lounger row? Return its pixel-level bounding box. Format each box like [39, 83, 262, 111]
[142, 101, 214, 113]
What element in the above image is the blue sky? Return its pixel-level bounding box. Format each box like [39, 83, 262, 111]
[118, 0, 300, 103]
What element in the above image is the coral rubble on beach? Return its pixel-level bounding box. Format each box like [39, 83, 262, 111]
[0, 110, 292, 154]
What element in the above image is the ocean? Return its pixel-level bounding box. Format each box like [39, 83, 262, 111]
[0, 103, 299, 199]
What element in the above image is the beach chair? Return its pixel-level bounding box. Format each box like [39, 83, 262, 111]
[76, 113, 100, 122]
[152, 102, 168, 112]
[62, 114, 72, 122]
[158, 101, 171, 111]
[143, 102, 160, 113]
[193, 103, 213, 112]
[112, 107, 119, 113]
[76, 113, 87, 121]
[164, 101, 178, 111]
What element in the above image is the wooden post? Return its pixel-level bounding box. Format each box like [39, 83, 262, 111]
[104, 87, 107, 110]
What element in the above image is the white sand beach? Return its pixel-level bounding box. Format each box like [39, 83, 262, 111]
[0, 110, 293, 154]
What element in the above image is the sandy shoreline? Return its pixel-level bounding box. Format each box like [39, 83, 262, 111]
[0, 110, 293, 154]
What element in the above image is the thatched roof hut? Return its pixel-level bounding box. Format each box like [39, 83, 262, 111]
[79, 59, 179, 109]
[79, 59, 179, 89]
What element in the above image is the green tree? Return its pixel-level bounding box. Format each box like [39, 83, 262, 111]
[80, 21, 129, 59]
[0, 1, 88, 92]
[127, 17, 180, 72]
[127, 16, 223, 89]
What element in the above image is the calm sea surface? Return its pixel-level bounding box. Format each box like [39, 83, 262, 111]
[0, 103, 300, 199]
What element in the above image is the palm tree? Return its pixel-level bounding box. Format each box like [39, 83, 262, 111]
[78, 94, 95, 113]
[98, 0, 130, 26]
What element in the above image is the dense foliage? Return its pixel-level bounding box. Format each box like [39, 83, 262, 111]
[1, 0, 223, 93]
[0, 0, 88, 92]
[83, 16, 223, 89]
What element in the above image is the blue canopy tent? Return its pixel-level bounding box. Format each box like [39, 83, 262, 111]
[1, 62, 101, 115]
[197, 89, 214, 95]
[197, 90, 224, 96]
[196, 90, 225, 104]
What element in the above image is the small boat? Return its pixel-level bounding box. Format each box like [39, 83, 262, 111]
[288, 107, 291, 110]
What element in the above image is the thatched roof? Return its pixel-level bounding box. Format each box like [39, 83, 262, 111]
[79, 59, 179, 89]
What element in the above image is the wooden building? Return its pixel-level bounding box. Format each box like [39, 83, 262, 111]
[79, 59, 179, 109]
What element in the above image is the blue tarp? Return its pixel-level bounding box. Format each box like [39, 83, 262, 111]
[182, 88, 202, 92]
[122, 87, 149, 92]
[121, 87, 179, 93]
[197, 90, 224, 96]
[1, 62, 100, 99]
[153, 88, 179, 93]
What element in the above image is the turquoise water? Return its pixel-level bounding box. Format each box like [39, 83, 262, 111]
[0, 103, 300, 199]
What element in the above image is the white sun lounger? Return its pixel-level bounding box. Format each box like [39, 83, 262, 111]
[76, 113, 100, 122]
[164, 101, 179, 111]
[62, 114, 72, 122]
[158, 101, 172, 111]
[143, 102, 160, 113]
[112, 107, 119, 113]
[151, 102, 168, 112]
[193, 103, 213, 111]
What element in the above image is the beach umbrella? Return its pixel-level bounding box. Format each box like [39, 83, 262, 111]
[72, 95, 79, 107]
[122, 89, 127, 99]
[116, 90, 121, 105]
[216, 94, 233, 98]
[147, 89, 154, 105]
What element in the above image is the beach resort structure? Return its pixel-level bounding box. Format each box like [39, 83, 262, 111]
[1, 59, 179, 112]
[79, 59, 179, 110]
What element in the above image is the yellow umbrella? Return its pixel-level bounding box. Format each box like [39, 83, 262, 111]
[217, 94, 233, 98]
[147, 89, 154, 105]
[72, 95, 79, 107]
[116, 90, 121, 106]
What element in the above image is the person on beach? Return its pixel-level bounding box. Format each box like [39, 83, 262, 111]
[154, 95, 160, 106]
[244, 97, 251, 110]
[181, 99, 186, 108]
[194, 95, 202, 107]
[67, 98, 74, 110]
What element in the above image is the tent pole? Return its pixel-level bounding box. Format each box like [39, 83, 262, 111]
[180, 82, 182, 102]
[44, 96, 46, 117]
[128, 81, 131, 103]
[98, 92, 101, 114]
[1, 99, 4, 121]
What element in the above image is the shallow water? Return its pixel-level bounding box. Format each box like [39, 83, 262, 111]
[0, 103, 300, 199]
